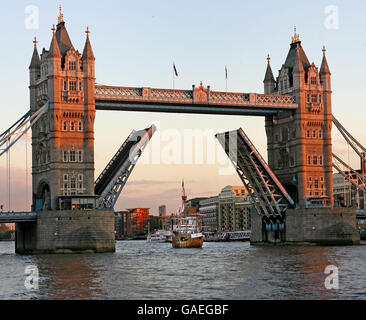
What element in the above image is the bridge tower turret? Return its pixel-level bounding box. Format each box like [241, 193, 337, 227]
[263, 55, 276, 94]
[30, 11, 96, 211]
[265, 28, 334, 208]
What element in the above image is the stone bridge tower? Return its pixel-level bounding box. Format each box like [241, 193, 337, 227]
[264, 28, 334, 208]
[29, 11, 96, 211]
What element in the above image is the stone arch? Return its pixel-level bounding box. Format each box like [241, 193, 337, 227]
[34, 180, 51, 211]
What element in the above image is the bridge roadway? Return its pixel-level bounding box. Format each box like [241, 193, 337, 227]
[94, 85, 298, 116]
[0, 212, 37, 223]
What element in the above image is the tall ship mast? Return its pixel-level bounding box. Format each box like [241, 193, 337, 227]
[172, 180, 204, 248]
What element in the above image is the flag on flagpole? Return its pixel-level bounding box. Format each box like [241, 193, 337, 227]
[173, 63, 178, 77]
[225, 65, 228, 80]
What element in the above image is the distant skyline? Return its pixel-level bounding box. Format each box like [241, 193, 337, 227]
[1, 0, 365, 214]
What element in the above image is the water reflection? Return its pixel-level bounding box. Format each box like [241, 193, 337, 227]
[35, 255, 107, 299]
[0, 241, 365, 300]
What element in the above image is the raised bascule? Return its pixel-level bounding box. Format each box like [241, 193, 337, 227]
[0, 10, 363, 253]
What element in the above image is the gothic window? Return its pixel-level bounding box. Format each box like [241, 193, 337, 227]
[71, 122, 75, 131]
[313, 130, 317, 138]
[69, 61, 76, 71]
[306, 130, 311, 138]
[319, 130, 323, 139]
[319, 156, 323, 165]
[313, 155, 318, 166]
[78, 121, 83, 131]
[307, 156, 311, 165]
[290, 156, 295, 167]
[63, 151, 69, 162]
[69, 81, 77, 91]
[64, 174, 68, 182]
[311, 76, 317, 85]
[70, 151, 76, 162]
[63, 121, 68, 131]
[311, 94, 318, 103]
[70, 178, 76, 189]
[77, 151, 83, 162]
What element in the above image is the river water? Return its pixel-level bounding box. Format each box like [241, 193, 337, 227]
[0, 240, 365, 300]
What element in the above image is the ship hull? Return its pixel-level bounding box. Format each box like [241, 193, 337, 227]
[172, 235, 204, 248]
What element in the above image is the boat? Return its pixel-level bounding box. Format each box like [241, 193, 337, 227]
[172, 216, 204, 249]
[147, 230, 172, 243]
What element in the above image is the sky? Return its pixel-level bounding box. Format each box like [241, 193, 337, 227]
[0, 0, 366, 214]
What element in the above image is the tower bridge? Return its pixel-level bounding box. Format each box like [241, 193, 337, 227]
[0, 10, 364, 253]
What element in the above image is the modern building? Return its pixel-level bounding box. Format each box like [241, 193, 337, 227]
[158, 205, 167, 217]
[333, 172, 365, 209]
[127, 208, 150, 236]
[114, 211, 129, 240]
[149, 215, 161, 231]
[217, 186, 251, 232]
[199, 196, 218, 233]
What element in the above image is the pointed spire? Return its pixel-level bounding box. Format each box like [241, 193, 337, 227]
[29, 37, 41, 69]
[320, 45, 331, 74]
[58, 5, 64, 24]
[291, 26, 300, 44]
[49, 24, 61, 58]
[82, 26, 95, 60]
[264, 54, 275, 83]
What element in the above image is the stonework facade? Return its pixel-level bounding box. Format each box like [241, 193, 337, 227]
[29, 20, 96, 211]
[264, 31, 333, 208]
[217, 186, 251, 232]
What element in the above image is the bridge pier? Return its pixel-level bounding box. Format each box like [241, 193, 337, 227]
[251, 208, 360, 246]
[15, 210, 115, 254]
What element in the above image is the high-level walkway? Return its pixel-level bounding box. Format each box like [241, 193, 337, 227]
[95, 85, 297, 116]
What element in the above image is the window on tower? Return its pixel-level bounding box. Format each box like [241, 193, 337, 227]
[69, 81, 77, 91]
[307, 156, 311, 165]
[311, 76, 317, 85]
[70, 151, 76, 162]
[69, 61, 76, 71]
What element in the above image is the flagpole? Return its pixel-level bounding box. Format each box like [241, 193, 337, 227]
[225, 66, 228, 94]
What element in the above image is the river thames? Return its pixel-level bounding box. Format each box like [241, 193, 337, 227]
[0, 240, 365, 300]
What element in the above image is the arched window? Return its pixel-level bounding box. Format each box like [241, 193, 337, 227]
[78, 121, 83, 131]
[313, 156, 318, 166]
[63, 121, 68, 131]
[71, 122, 75, 131]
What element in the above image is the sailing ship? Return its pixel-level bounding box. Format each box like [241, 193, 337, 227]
[172, 215, 204, 248]
[171, 180, 205, 249]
